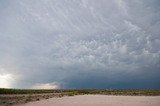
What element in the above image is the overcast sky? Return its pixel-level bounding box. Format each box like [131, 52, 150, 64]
[0, 0, 160, 89]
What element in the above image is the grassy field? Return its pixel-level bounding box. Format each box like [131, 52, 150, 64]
[0, 88, 60, 94]
[0, 88, 160, 96]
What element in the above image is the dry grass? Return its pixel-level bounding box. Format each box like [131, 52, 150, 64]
[0, 88, 160, 105]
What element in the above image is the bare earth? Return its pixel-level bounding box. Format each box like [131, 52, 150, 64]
[22, 95, 160, 106]
[0, 93, 62, 106]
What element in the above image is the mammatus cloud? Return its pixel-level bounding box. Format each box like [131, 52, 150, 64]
[0, 0, 160, 89]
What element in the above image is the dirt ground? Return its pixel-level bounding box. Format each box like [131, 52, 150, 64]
[22, 95, 160, 106]
[0, 93, 62, 106]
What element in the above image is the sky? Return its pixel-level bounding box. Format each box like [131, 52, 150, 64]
[0, 0, 160, 89]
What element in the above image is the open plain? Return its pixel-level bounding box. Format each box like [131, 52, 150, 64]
[22, 95, 160, 106]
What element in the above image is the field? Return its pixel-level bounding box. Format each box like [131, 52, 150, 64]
[23, 95, 160, 106]
[0, 88, 160, 96]
[0, 88, 160, 106]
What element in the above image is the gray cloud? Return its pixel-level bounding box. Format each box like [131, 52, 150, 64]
[0, 0, 160, 89]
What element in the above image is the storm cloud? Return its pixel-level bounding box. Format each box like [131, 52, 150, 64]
[0, 0, 160, 89]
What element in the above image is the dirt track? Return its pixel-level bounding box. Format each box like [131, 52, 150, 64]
[22, 95, 160, 106]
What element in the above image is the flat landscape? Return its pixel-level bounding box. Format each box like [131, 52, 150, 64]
[0, 0, 160, 106]
[0, 89, 160, 106]
[22, 95, 160, 106]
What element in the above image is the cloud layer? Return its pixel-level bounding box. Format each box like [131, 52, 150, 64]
[0, 0, 160, 89]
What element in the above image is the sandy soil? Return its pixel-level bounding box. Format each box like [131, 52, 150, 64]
[0, 93, 62, 106]
[22, 95, 160, 106]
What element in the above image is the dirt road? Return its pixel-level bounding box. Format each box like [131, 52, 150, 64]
[22, 95, 160, 106]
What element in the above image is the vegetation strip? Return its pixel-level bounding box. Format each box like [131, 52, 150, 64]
[1, 88, 160, 96]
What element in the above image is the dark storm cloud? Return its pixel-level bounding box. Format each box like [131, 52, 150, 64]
[0, 0, 160, 89]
